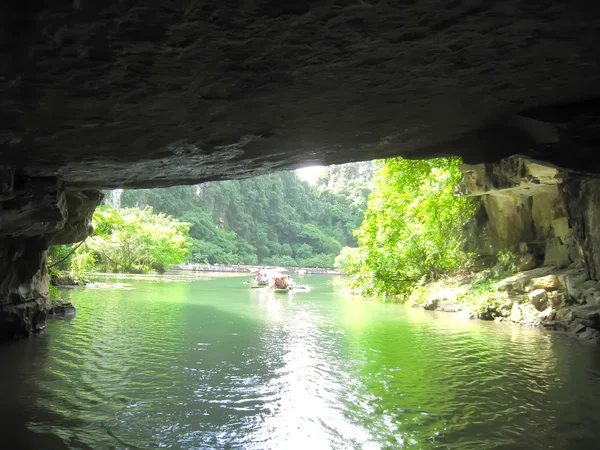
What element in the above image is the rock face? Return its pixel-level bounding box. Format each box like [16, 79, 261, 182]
[3, 2, 600, 190]
[49, 301, 76, 317]
[458, 156, 587, 276]
[0, 238, 52, 340]
[562, 177, 600, 281]
[0, 175, 101, 340]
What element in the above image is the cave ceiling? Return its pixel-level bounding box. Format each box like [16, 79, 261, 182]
[2, 1, 600, 189]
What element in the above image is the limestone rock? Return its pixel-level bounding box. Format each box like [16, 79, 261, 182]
[531, 275, 559, 291]
[516, 254, 537, 272]
[544, 239, 570, 268]
[578, 328, 600, 345]
[436, 300, 458, 313]
[570, 305, 600, 326]
[50, 301, 76, 316]
[3, 2, 600, 190]
[555, 307, 573, 322]
[548, 291, 562, 308]
[562, 178, 600, 281]
[568, 322, 587, 334]
[521, 304, 541, 325]
[552, 217, 571, 241]
[0, 238, 52, 340]
[528, 289, 548, 311]
[537, 306, 554, 322]
[509, 302, 522, 323]
[423, 299, 439, 311]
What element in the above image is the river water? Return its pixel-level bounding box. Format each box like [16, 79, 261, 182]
[2, 274, 600, 450]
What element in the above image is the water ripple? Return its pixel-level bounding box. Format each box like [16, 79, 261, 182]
[1, 277, 600, 449]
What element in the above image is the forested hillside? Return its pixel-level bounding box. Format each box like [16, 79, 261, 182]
[115, 164, 374, 268]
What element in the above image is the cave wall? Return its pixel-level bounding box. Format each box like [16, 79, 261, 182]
[562, 177, 600, 280]
[0, 169, 103, 339]
[0, 238, 51, 340]
[459, 156, 581, 269]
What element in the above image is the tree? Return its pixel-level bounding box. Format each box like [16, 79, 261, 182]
[112, 163, 373, 266]
[351, 157, 476, 295]
[83, 206, 191, 272]
[334, 247, 359, 273]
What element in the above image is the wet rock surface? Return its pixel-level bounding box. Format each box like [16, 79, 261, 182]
[0, 238, 52, 340]
[49, 301, 76, 317]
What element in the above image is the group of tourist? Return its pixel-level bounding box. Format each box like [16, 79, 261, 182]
[253, 269, 295, 289]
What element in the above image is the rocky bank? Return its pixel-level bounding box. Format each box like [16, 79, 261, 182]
[411, 155, 600, 344]
[413, 265, 600, 344]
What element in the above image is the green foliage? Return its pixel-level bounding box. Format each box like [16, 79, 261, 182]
[456, 277, 508, 313]
[49, 284, 61, 304]
[118, 167, 371, 267]
[352, 157, 477, 295]
[80, 206, 191, 273]
[263, 255, 299, 267]
[48, 245, 75, 271]
[298, 253, 335, 269]
[71, 249, 97, 282]
[493, 249, 520, 277]
[334, 247, 360, 273]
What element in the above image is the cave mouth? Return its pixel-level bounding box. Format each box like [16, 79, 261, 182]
[3, 1, 600, 339]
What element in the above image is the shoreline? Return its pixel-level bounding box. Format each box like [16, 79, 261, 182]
[409, 265, 600, 344]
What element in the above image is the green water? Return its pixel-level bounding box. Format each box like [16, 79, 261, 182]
[2, 274, 600, 449]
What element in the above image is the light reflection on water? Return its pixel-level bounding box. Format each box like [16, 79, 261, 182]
[0, 275, 600, 449]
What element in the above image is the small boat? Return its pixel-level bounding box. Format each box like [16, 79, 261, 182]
[273, 287, 291, 294]
[250, 284, 268, 289]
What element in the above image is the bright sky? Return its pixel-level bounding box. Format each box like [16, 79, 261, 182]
[296, 165, 324, 185]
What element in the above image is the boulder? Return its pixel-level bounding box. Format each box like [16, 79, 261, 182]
[509, 302, 522, 323]
[565, 275, 584, 302]
[528, 289, 548, 311]
[423, 299, 439, 311]
[578, 328, 600, 344]
[544, 239, 570, 268]
[537, 306, 554, 321]
[519, 242, 529, 254]
[555, 306, 573, 322]
[436, 300, 458, 312]
[570, 305, 600, 325]
[568, 322, 587, 334]
[51, 275, 79, 286]
[521, 304, 541, 325]
[50, 301, 76, 316]
[516, 254, 537, 272]
[477, 309, 495, 321]
[531, 275, 559, 291]
[548, 291, 562, 308]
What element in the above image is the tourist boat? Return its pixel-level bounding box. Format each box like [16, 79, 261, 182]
[273, 287, 291, 294]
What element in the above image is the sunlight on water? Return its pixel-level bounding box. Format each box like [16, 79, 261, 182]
[1, 275, 600, 449]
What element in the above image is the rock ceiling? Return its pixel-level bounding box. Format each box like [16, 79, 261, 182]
[2, 1, 600, 189]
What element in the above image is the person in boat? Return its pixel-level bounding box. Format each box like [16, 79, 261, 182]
[283, 274, 295, 287]
[254, 270, 268, 285]
[269, 276, 287, 289]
